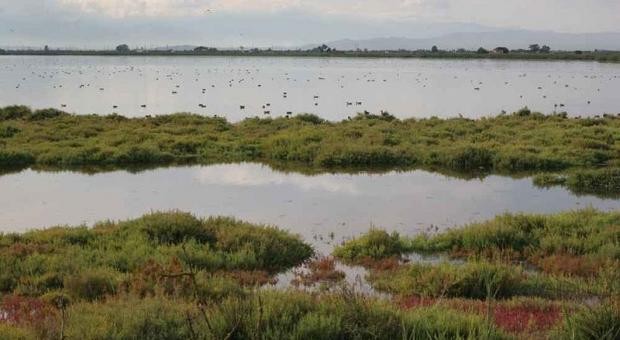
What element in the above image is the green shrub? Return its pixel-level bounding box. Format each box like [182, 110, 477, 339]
[533, 173, 567, 187]
[138, 211, 215, 245]
[446, 146, 495, 171]
[333, 229, 411, 262]
[0, 150, 35, 166]
[0, 125, 20, 138]
[295, 113, 326, 125]
[566, 168, 620, 196]
[28, 108, 67, 121]
[0, 105, 31, 120]
[64, 269, 118, 301]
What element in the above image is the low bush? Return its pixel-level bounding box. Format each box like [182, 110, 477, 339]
[64, 269, 118, 301]
[138, 211, 215, 245]
[333, 229, 412, 262]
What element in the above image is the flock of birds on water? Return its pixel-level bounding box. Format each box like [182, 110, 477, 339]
[2, 58, 620, 119]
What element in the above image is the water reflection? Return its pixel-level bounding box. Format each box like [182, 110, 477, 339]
[195, 164, 359, 194]
[1, 163, 619, 252]
[1, 56, 619, 120]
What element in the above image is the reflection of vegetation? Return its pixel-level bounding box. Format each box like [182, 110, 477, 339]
[334, 209, 620, 338]
[534, 169, 620, 198]
[3, 105, 620, 195]
[0, 212, 509, 339]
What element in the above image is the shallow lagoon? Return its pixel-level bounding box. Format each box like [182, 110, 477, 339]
[1, 56, 619, 120]
[1, 163, 619, 252]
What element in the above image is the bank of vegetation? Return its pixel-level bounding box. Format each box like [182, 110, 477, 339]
[2, 210, 619, 338]
[0, 211, 510, 339]
[2, 105, 620, 195]
[334, 209, 620, 339]
[2, 48, 620, 63]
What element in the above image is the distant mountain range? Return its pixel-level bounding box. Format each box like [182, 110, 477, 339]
[24, 29, 617, 53]
[302, 30, 620, 51]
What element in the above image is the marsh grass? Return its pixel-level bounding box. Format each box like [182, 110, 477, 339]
[0, 211, 313, 300]
[334, 210, 620, 338]
[0, 289, 508, 340]
[2, 106, 620, 194]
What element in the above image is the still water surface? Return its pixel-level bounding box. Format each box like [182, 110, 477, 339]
[1, 163, 619, 252]
[1, 56, 619, 120]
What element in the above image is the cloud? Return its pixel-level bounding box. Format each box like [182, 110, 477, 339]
[50, 0, 620, 34]
[1, 0, 619, 48]
[194, 163, 360, 194]
[54, 0, 456, 20]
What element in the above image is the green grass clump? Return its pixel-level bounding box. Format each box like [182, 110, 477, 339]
[139, 211, 215, 245]
[533, 173, 568, 187]
[0, 211, 313, 300]
[333, 229, 413, 262]
[553, 301, 620, 340]
[368, 261, 599, 300]
[369, 261, 524, 299]
[410, 209, 620, 263]
[566, 168, 620, 197]
[2, 106, 620, 190]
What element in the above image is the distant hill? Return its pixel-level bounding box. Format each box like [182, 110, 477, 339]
[305, 30, 620, 51]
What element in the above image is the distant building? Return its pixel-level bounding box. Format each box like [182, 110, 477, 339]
[492, 47, 510, 54]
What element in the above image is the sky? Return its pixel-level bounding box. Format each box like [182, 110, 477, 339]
[1, 0, 619, 48]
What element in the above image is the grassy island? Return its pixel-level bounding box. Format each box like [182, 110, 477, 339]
[334, 209, 620, 339]
[2, 105, 620, 195]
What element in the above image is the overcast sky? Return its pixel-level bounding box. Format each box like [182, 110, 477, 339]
[1, 0, 619, 48]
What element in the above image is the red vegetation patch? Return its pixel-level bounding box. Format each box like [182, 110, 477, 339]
[128, 258, 193, 297]
[357, 257, 401, 271]
[292, 257, 345, 287]
[397, 295, 437, 309]
[218, 270, 276, 286]
[2, 242, 49, 258]
[492, 303, 562, 334]
[0, 295, 59, 337]
[398, 296, 562, 336]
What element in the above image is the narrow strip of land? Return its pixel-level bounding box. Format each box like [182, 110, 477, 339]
[2, 106, 620, 194]
[2, 49, 620, 62]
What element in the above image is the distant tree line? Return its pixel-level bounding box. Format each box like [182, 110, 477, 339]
[3, 43, 619, 62]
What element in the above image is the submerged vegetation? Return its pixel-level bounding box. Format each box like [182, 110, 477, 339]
[334, 209, 620, 338]
[2, 105, 620, 195]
